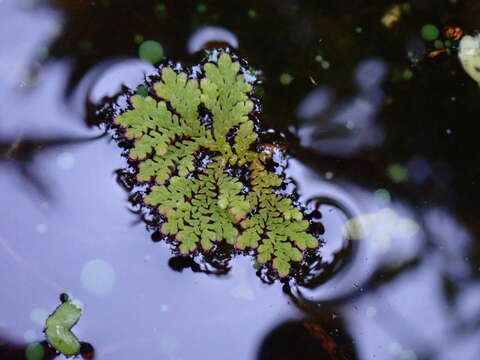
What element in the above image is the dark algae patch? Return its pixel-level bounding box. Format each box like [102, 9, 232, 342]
[104, 49, 323, 278]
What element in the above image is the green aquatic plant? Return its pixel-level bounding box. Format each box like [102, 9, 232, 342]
[113, 51, 319, 277]
[44, 300, 82, 356]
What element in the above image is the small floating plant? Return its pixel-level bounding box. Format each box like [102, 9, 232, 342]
[44, 295, 82, 356]
[103, 49, 322, 278]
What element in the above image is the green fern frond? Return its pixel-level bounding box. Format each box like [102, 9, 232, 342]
[109, 51, 321, 277]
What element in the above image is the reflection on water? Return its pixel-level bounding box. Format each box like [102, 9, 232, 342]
[1, 0, 480, 359]
[298, 59, 387, 155]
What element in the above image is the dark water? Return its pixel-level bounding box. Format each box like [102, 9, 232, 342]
[1, 0, 480, 359]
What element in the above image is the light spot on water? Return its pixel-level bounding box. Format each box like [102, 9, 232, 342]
[389, 342, 403, 355]
[30, 308, 48, 325]
[57, 152, 75, 170]
[71, 299, 84, 310]
[400, 349, 417, 360]
[81, 259, 115, 296]
[23, 329, 37, 342]
[230, 284, 255, 301]
[366, 306, 377, 317]
[187, 26, 238, 54]
[35, 223, 47, 234]
[321, 60, 331, 70]
[374, 188, 391, 205]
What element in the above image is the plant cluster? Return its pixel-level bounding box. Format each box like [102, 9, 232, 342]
[112, 50, 320, 277]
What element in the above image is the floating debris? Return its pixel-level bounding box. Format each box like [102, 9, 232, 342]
[381, 4, 402, 29]
[443, 25, 463, 41]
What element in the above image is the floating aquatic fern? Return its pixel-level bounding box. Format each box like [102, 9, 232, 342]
[44, 300, 82, 356]
[111, 50, 320, 277]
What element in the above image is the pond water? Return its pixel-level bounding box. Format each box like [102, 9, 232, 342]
[1, 0, 480, 359]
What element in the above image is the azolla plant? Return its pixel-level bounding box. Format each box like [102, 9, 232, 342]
[106, 50, 322, 277]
